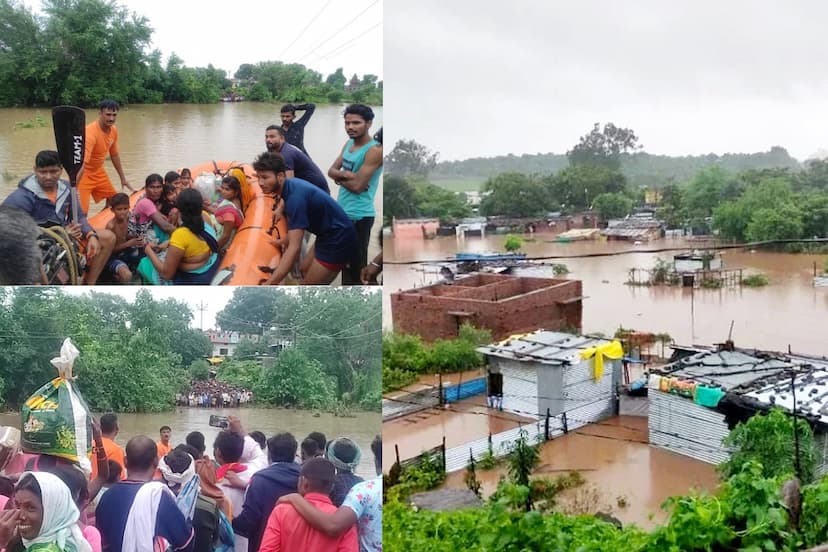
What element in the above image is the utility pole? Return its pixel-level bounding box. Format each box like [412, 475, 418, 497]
[792, 372, 801, 481]
[196, 301, 208, 331]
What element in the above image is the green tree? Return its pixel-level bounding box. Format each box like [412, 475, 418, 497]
[383, 176, 418, 224]
[216, 287, 297, 335]
[545, 165, 627, 211]
[721, 408, 817, 482]
[232, 338, 269, 359]
[386, 140, 439, 178]
[656, 183, 686, 228]
[326, 67, 346, 88]
[504, 234, 522, 252]
[189, 360, 210, 381]
[479, 172, 550, 217]
[414, 183, 470, 221]
[254, 348, 335, 409]
[745, 206, 804, 242]
[567, 122, 640, 169]
[592, 192, 633, 220]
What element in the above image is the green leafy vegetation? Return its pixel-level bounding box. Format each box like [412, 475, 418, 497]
[504, 234, 523, 253]
[0, 0, 380, 107]
[14, 113, 47, 128]
[382, 324, 492, 392]
[0, 287, 380, 413]
[742, 273, 770, 287]
[385, 409, 828, 550]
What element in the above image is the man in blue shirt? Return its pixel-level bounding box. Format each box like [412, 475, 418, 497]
[254, 151, 357, 285]
[264, 125, 330, 194]
[280, 103, 315, 157]
[328, 104, 383, 285]
[96, 435, 194, 552]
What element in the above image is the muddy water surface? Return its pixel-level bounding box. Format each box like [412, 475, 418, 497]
[2, 407, 380, 478]
[384, 233, 827, 354]
[441, 415, 720, 528]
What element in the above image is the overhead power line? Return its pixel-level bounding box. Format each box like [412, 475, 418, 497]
[278, 0, 333, 59]
[297, 0, 380, 64]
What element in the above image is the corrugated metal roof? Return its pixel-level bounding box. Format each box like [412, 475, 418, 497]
[477, 330, 611, 366]
[656, 350, 795, 390]
[743, 365, 828, 422]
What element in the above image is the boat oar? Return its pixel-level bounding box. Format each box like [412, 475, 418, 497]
[52, 106, 86, 223]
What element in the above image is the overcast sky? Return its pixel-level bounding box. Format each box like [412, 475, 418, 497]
[385, 1, 828, 162]
[63, 287, 236, 330]
[22, 0, 382, 79]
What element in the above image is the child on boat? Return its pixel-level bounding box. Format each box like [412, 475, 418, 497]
[103, 193, 143, 283]
[215, 175, 244, 253]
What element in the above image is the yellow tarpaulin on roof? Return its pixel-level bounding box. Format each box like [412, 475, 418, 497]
[206, 357, 224, 366]
[580, 340, 624, 382]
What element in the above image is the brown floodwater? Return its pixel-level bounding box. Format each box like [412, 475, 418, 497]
[0, 104, 383, 261]
[441, 415, 720, 529]
[382, 395, 534, 470]
[384, 233, 828, 354]
[1, 407, 380, 478]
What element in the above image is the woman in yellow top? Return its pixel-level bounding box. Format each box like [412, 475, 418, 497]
[143, 188, 220, 284]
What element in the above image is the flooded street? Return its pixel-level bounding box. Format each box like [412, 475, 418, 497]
[382, 394, 533, 470]
[441, 415, 720, 528]
[2, 407, 380, 478]
[384, 233, 827, 354]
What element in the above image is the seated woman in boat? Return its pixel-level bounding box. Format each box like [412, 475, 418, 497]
[132, 174, 177, 243]
[142, 188, 220, 285]
[215, 175, 244, 253]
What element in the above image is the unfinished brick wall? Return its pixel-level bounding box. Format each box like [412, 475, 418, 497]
[391, 275, 583, 342]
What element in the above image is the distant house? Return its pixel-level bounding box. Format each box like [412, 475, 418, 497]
[650, 344, 828, 474]
[673, 251, 722, 272]
[601, 218, 664, 242]
[205, 330, 260, 358]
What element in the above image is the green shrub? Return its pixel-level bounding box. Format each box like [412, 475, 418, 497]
[742, 273, 769, 287]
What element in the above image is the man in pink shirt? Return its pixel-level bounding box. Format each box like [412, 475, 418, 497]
[258, 458, 357, 552]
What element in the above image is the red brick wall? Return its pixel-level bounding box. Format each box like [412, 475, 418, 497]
[391, 276, 583, 342]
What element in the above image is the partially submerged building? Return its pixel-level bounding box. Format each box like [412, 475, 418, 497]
[601, 218, 664, 242]
[649, 344, 828, 474]
[476, 330, 621, 421]
[391, 274, 583, 342]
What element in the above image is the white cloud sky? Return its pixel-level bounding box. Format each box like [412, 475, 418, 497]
[386, 1, 828, 161]
[62, 287, 236, 330]
[22, 0, 382, 79]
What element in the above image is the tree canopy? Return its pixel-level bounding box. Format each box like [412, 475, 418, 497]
[386, 139, 439, 179]
[0, 0, 382, 106]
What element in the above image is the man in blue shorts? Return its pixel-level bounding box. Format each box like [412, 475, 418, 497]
[264, 125, 330, 194]
[254, 151, 357, 285]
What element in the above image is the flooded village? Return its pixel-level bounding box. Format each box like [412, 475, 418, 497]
[382, 204, 828, 529]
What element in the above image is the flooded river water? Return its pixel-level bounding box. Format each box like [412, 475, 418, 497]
[384, 233, 827, 354]
[2, 407, 380, 478]
[0, 102, 382, 219]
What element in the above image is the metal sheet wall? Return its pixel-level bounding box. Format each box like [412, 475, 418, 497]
[649, 390, 730, 465]
[497, 359, 541, 418]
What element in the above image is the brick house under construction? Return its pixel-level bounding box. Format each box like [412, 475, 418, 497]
[390, 273, 583, 342]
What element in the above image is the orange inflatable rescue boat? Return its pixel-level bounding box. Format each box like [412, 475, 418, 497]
[87, 161, 287, 285]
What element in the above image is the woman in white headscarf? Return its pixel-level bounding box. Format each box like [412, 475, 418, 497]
[2, 471, 93, 552]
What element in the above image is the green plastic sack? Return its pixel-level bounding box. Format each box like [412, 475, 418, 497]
[21, 338, 92, 473]
[695, 385, 726, 408]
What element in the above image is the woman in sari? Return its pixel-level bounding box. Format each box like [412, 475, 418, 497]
[0, 472, 92, 552]
[143, 188, 219, 285]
